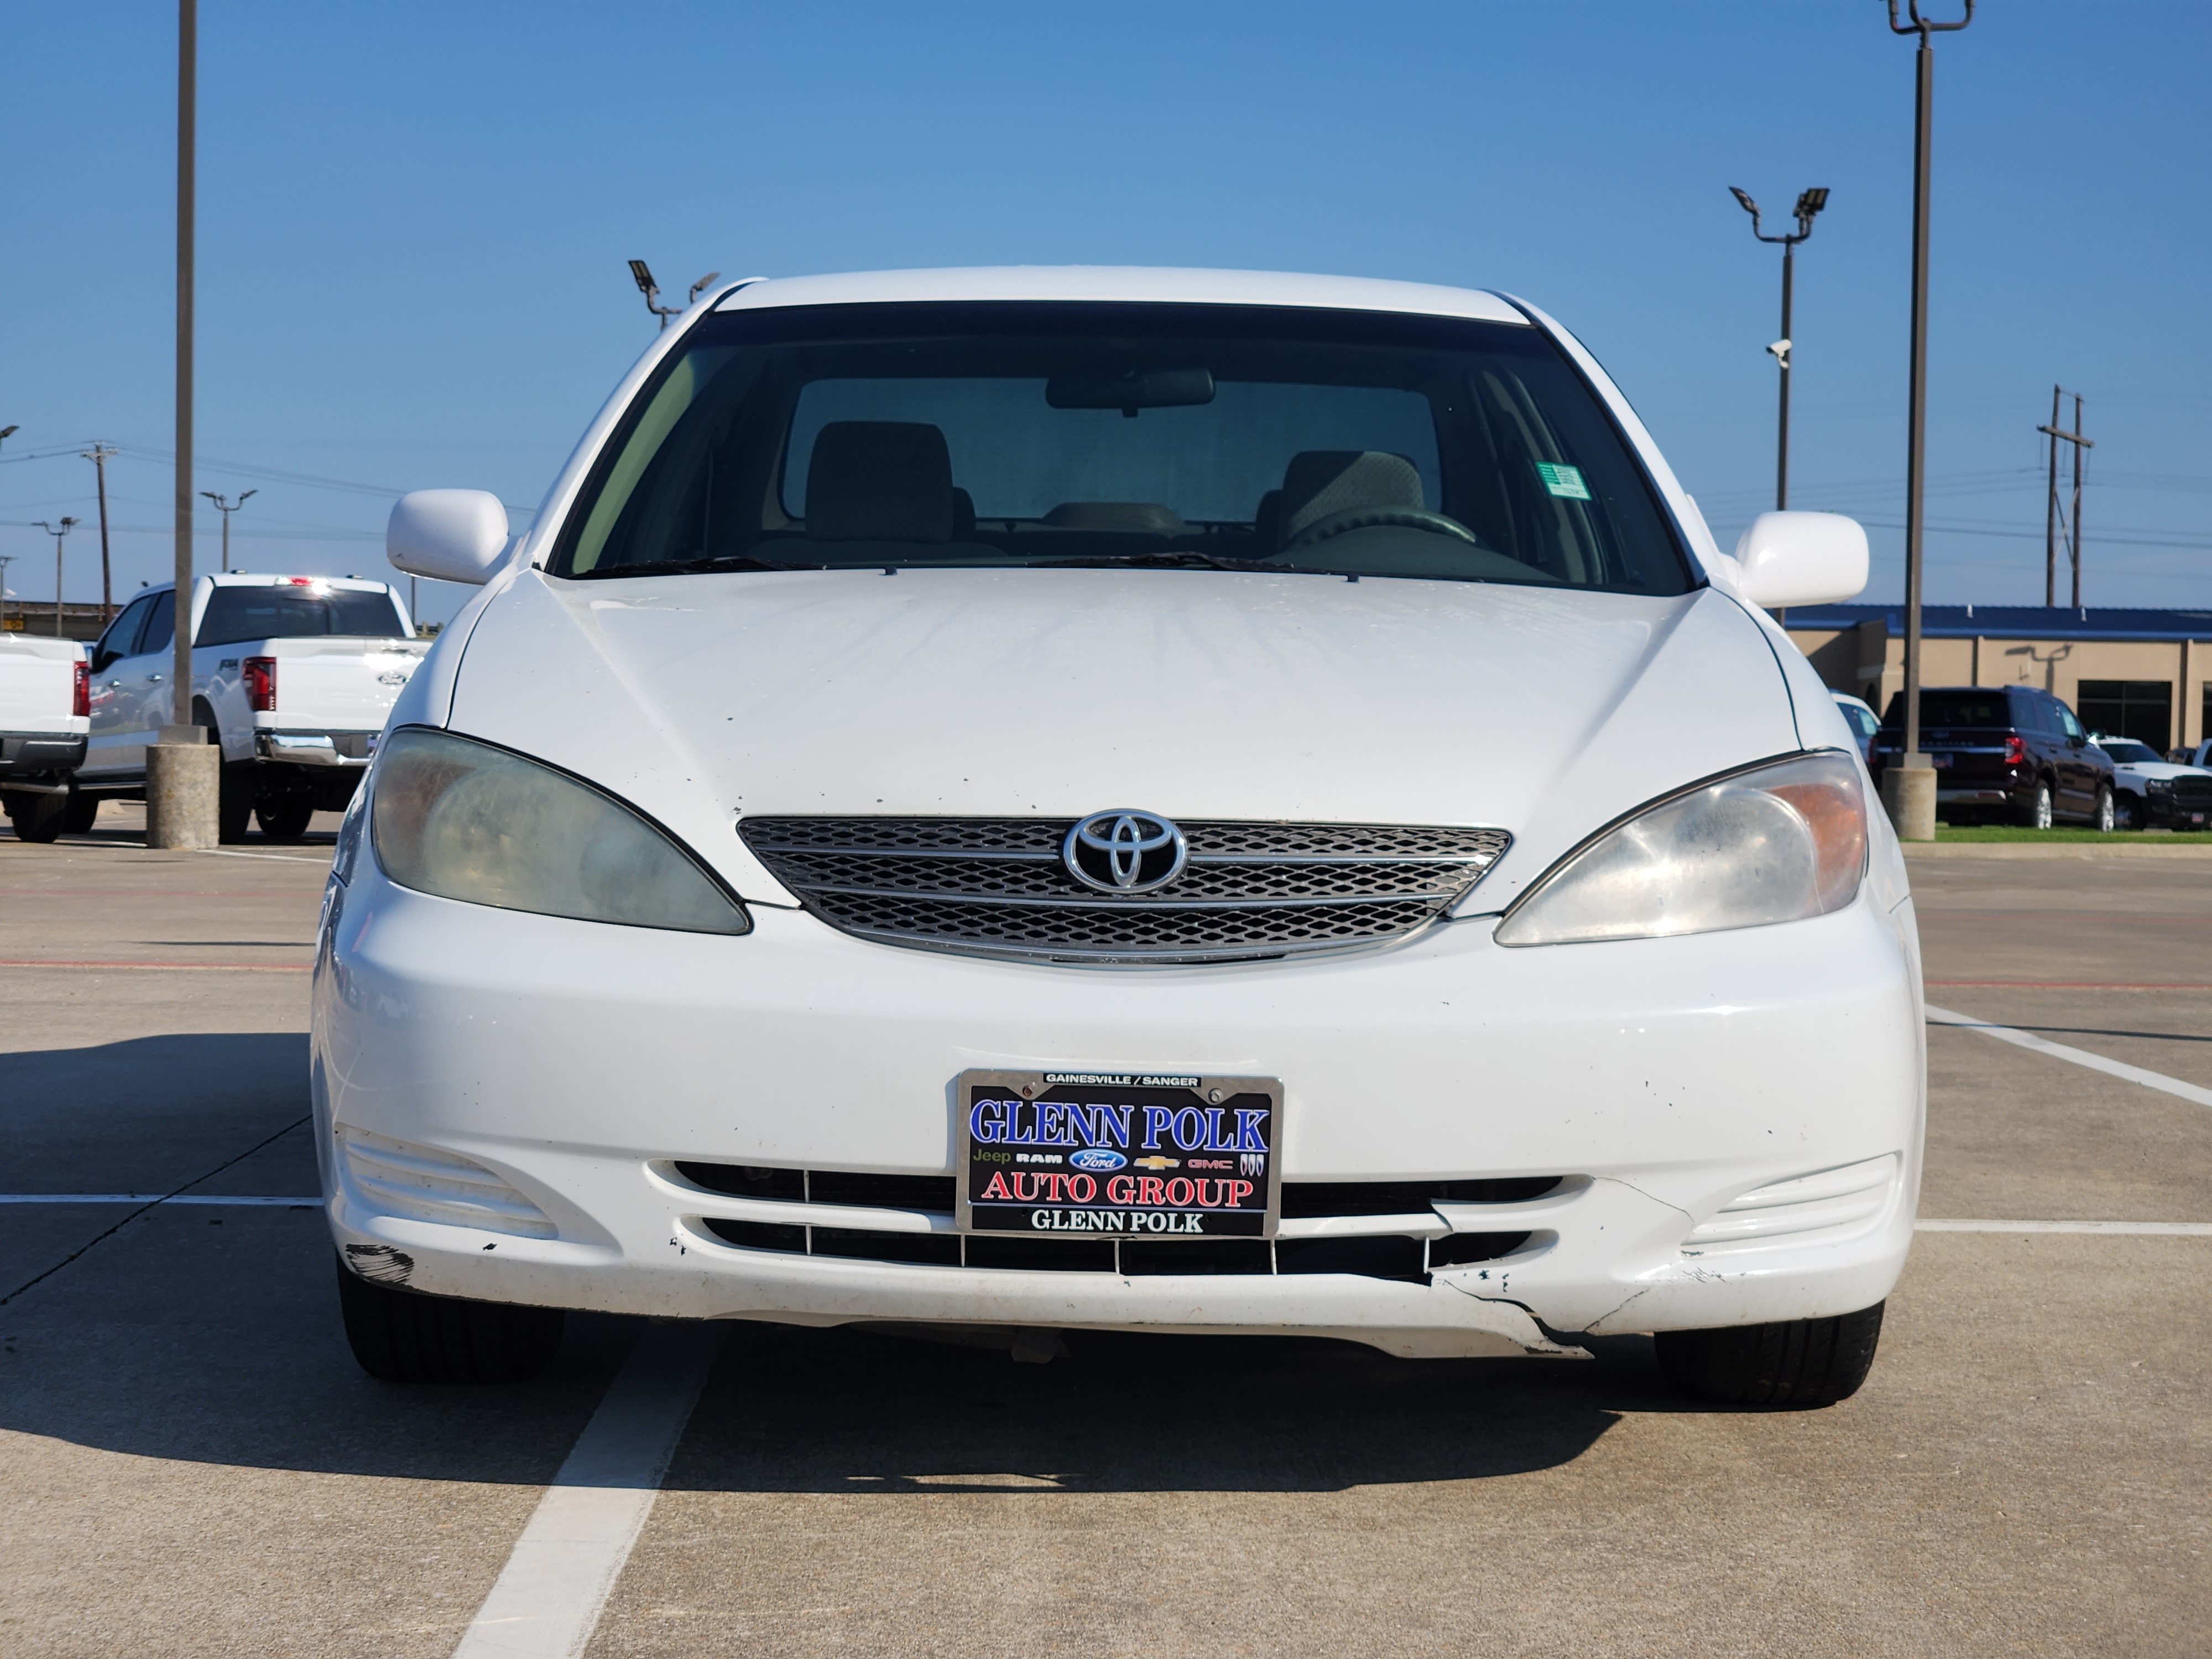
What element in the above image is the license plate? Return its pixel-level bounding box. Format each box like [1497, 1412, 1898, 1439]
[1931, 753, 1953, 769]
[957, 1069, 1282, 1239]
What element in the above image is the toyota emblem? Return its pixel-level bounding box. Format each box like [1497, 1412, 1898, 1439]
[1063, 810, 1188, 894]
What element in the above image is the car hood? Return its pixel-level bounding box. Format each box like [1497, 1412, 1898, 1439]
[446, 567, 1799, 909]
[2117, 763, 2204, 780]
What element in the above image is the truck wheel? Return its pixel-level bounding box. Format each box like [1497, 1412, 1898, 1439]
[2115, 791, 2141, 831]
[3, 790, 69, 844]
[335, 1254, 564, 1384]
[1655, 1302, 1885, 1407]
[2015, 782, 2054, 830]
[2094, 786, 2115, 833]
[60, 791, 100, 834]
[216, 763, 254, 843]
[256, 799, 316, 839]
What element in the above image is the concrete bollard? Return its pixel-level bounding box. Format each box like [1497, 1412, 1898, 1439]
[145, 727, 222, 849]
[1880, 759, 1938, 843]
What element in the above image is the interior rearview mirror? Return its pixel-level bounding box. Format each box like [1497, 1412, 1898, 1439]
[387, 489, 512, 586]
[1045, 366, 1215, 415]
[1733, 511, 1869, 608]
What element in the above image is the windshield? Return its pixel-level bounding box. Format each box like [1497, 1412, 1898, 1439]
[197, 585, 408, 647]
[1882, 691, 2017, 729]
[2096, 738, 2161, 764]
[551, 302, 1693, 594]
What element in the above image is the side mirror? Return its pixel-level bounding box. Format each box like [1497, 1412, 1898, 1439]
[387, 489, 512, 586]
[1733, 511, 1869, 608]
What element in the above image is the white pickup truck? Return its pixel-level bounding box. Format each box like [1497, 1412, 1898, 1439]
[74, 573, 429, 841]
[0, 633, 91, 842]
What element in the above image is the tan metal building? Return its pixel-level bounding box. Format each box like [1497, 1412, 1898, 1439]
[1783, 604, 2212, 754]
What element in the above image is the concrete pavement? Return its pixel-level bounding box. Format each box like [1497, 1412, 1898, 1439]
[1, 822, 2205, 1656]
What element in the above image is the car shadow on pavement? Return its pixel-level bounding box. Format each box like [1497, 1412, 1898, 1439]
[664, 1321, 1671, 1494]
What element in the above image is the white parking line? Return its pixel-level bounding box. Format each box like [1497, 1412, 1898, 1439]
[1925, 1004, 2212, 1110]
[452, 1319, 726, 1659]
[0, 1194, 321, 1205]
[1917, 1218, 2212, 1236]
[191, 847, 331, 864]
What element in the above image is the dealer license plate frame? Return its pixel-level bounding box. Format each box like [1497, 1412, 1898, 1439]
[955, 1068, 1284, 1241]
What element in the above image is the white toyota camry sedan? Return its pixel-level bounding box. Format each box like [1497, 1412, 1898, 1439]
[319, 266, 1921, 1407]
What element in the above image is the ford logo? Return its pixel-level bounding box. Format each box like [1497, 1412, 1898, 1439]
[1063, 809, 1188, 894]
[1069, 1147, 1127, 1172]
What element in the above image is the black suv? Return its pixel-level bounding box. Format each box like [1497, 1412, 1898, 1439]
[1870, 686, 2117, 830]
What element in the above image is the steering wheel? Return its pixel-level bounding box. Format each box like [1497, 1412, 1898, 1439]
[1279, 506, 1480, 555]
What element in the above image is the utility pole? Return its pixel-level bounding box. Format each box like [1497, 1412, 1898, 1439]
[1883, 0, 1975, 842]
[628, 260, 722, 330]
[33, 519, 79, 637]
[82, 443, 118, 620]
[201, 488, 255, 573]
[1729, 186, 1830, 511]
[2038, 389, 2092, 609]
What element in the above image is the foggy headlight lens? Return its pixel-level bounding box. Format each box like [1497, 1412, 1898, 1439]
[1494, 750, 1866, 947]
[371, 727, 749, 934]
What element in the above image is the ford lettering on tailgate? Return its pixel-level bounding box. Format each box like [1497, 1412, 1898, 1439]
[956, 1070, 1282, 1239]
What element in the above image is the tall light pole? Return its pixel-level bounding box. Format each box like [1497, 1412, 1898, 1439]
[1882, 0, 1975, 842]
[201, 488, 255, 572]
[629, 260, 722, 330]
[1729, 186, 1829, 512]
[148, 0, 219, 849]
[33, 519, 79, 637]
[82, 443, 118, 620]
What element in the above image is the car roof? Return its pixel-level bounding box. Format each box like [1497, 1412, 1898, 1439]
[712, 266, 1532, 327]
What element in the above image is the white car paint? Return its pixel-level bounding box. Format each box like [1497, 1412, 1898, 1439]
[2090, 733, 2212, 827]
[321, 266, 1919, 1358]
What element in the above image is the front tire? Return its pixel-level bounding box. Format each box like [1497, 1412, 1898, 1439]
[1655, 1302, 1885, 1407]
[335, 1255, 565, 1384]
[2094, 785, 2115, 833]
[2115, 791, 2142, 831]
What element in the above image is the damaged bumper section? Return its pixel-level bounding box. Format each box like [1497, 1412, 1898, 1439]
[314, 872, 1922, 1360]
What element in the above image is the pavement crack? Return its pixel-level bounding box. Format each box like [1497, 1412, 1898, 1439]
[0, 1115, 312, 1307]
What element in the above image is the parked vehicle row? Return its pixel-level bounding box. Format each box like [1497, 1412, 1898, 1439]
[0, 574, 427, 843]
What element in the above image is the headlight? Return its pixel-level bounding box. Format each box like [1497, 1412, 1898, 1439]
[371, 727, 749, 934]
[1494, 750, 1866, 947]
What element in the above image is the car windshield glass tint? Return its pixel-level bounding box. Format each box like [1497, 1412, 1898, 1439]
[196, 586, 405, 647]
[2099, 739, 2159, 763]
[1884, 692, 2014, 728]
[551, 302, 1693, 594]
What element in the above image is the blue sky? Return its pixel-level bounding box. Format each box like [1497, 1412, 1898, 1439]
[3, 1, 2207, 627]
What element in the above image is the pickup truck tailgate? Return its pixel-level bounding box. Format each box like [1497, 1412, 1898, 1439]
[255, 639, 427, 729]
[0, 637, 85, 734]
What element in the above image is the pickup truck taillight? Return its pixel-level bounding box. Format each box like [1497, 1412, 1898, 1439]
[72, 661, 89, 717]
[2004, 734, 2029, 766]
[244, 656, 277, 713]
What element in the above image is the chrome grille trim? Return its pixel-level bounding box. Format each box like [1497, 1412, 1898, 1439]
[739, 817, 1509, 964]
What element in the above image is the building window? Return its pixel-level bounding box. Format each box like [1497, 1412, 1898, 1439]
[2077, 680, 2172, 749]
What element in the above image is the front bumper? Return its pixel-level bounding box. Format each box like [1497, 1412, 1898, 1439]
[313, 868, 1925, 1356]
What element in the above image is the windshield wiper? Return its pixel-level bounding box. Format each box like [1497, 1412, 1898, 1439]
[1030, 551, 1290, 574]
[571, 554, 809, 578]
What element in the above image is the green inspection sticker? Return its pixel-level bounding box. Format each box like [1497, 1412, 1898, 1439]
[1535, 461, 1592, 500]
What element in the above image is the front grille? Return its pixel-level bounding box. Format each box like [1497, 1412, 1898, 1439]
[738, 817, 1510, 963]
[674, 1160, 1545, 1282]
[695, 1216, 1525, 1282]
[2169, 775, 2212, 811]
